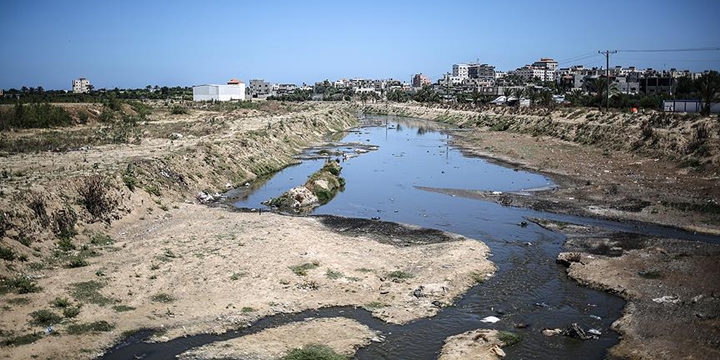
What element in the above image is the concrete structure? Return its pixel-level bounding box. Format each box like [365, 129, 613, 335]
[192, 79, 246, 101]
[468, 63, 496, 81]
[249, 79, 272, 97]
[452, 64, 470, 79]
[412, 73, 431, 88]
[72, 77, 91, 93]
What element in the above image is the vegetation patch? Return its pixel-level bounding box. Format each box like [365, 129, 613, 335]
[387, 270, 414, 280]
[150, 293, 175, 303]
[498, 331, 522, 346]
[69, 281, 113, 306]
[66, 320, 114, 335]
[0, 332, 43, 347]
[78, 175, 117, 221]
[0, 277, 42, 295]
[112, 304, 136, 312]
[29, 309, 62, 326]
[281, 343, 346, 360]
[90, 233, 114, 246]
[290, 262, 320, 276]
[325, 269, 344, 280]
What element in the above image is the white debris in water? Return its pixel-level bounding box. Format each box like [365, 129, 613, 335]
[481, 316, 501, 323]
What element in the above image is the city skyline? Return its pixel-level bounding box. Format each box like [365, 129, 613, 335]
[1, 0, 719, 90]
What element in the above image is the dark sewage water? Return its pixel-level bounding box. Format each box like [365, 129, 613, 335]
[106, 115, 712, 359]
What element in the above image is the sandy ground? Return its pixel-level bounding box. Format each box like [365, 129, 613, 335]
[178, 317, 377, 359]
[438, 329, 505, 360]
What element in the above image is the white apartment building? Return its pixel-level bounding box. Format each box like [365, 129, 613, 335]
[72, 78, 91, 93]
[513, 66, 555, 82]
[452, 64, 470, 79]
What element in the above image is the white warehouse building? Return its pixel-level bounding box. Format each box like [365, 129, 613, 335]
[192, 79, 246, 101]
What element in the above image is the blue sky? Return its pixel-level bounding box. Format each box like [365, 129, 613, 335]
[1, 0, 719, 90]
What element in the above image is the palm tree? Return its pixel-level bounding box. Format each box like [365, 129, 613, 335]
[470, 89, 481, 107]
[512, 87, 525, 106]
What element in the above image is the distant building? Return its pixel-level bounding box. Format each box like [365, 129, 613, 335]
[412, 73, 431, 88]
[72, 77, 91, 93]
[452, 64, 470, 80]
[192, 79, 246, 101]
[468, 64, 496, 81]
[249, 79, 272, 97]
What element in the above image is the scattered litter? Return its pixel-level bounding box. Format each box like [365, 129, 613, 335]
[564, 323, 598, 340]
[589, 315, 602, 320]
[588, 329, 602, 336]
[534, 302, 549, 308]
[652, 295, 680, 304]
[519, 221, 528, 227]
[492, 345, 506, 357]
[491, 191, 503, 195]
[542, 328, 563, 336]
[45, 326, 53, 334]
[481, 316, 501, 323]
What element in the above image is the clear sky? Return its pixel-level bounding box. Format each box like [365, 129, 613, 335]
[2, 0, 719, 90]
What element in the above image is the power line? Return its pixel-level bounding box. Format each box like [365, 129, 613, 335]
[598, 50, 617, 113]
[617, 46, 720, 53]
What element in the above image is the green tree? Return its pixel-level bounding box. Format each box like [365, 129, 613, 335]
[697, 70, 720, 116]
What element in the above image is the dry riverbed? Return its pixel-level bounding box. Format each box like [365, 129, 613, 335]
[0, 102, 495, 359]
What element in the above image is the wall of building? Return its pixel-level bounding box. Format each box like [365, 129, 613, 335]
[193, 84, 246, 101]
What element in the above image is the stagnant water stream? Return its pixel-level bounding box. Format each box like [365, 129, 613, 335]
[103, 115, 715, 359]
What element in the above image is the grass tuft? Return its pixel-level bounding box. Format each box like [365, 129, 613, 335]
[281, 343, 346, 360]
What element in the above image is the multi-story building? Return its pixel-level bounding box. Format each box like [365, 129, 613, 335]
[72, 77, 91, 93]
[532, 58, 558, 72]
[452, 64, 470, 80]
[468, 64, 496, 81]
[412, 73, 431, 88]
[249, 79, 272, 96]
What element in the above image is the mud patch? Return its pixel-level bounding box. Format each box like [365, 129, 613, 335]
[315, 215, 459, 246]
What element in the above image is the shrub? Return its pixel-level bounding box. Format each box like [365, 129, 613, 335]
[78, 175, 116, 221]
[282, 344, 346, 360]
[90, 233, 114, 246]
[112, 305, 135, 312]
[0, 245, 16, 261]
[150, 293, 174, 303]
[387, 270, 414, 280]
[29, 309, 62, 326]
[53, 207, 77, 240]
[52, 297, 71, 308]
[325, 269, 344, 280]
[290, 262, 319, 276]
[170, 106, 189, 115]
[28, 194, 49, 226]
[63, 306, 81, 318]
[498, 331, 522, 346]
[1, 277, 42, 294]
[66, 257, 89, 268]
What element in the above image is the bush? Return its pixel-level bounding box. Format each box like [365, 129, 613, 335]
[0, 245, 16, 261]
[0, 102, 73, 130]
[170, 106, 189, 115]
[63, 306, 81, 318]
[53, 207, 77, 240]
[78, 175, 116, 221]
[290, 262, 319, 276]
[29, 309, 62, 326]
[282, 344, 346, 360]
[1, 276, 42, 294]
[498, 331, 522, 346]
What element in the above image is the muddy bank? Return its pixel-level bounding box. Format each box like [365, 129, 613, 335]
[541, 219, 720, 359]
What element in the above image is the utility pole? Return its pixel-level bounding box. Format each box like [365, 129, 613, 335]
[598, 50, 617, 112]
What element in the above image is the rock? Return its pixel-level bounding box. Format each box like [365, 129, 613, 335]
[491, 345, 506, 357]
[413, 286, 425, 298]
[542, 328, 563, 336]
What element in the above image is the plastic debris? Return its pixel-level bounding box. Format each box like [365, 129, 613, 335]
[652, 295, 680, 304]
[589, 315, 602, 320]
[588, 329, 602, 336]
[492, 345, 506, 357]
[481, 316, 501, 323]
